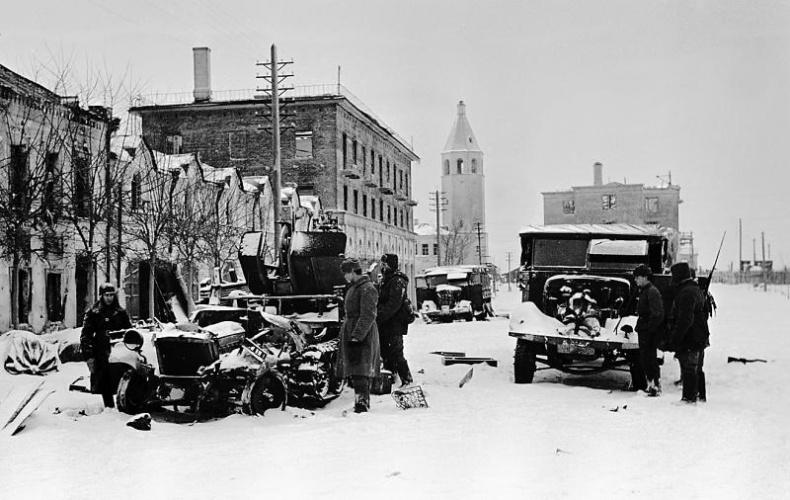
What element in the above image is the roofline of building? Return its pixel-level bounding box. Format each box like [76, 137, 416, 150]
[542, 183, 681, 195]
[129, 87, 419, 162]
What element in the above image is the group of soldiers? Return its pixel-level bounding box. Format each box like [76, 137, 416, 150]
[633, 262, 712, 403]
[337, 253, 414, 413]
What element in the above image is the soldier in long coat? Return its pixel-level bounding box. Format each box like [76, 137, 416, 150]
[337, 259, 381, 413]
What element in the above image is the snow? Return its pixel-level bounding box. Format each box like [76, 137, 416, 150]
[1, 284, 789, 499]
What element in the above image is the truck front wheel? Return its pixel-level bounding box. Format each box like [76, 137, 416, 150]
[514, 339, 537, 384]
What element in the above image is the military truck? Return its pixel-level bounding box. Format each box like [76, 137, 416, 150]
[416, 265, 493, 322]
[508, 224, 676, 385]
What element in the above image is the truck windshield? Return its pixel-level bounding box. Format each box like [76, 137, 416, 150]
[532, 239, 588, 267]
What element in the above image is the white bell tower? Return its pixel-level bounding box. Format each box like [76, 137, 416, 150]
[440, 100, 488, 265]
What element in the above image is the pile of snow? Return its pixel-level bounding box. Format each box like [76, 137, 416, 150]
[0, 284, 788, 498]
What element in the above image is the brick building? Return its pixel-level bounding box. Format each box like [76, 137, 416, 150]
[130, 48, 419, 284]
[1, 63, 112, 331]
[542, 162, 681, 229]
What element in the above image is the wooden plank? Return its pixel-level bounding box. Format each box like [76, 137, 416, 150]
[442, 357, 498, 367]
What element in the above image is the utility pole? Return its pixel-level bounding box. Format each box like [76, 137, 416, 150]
[475, 222, 484, 265]
[428, 190, 447, 266]
[506, 251, 512, 291]
[256, 44, 293, 268]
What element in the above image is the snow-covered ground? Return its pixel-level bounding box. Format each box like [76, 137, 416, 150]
[1, 284, 788, 499]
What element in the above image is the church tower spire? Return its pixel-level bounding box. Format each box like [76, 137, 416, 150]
[440, 100, 488, 265]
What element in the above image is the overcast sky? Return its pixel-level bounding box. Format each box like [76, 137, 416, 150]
[2, 0, 788, 270]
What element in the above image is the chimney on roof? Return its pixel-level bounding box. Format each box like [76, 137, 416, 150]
[593, 162, 603, 186]
[193, 47, 212, 102]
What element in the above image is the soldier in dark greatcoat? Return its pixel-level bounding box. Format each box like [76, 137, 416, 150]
[337, 259, 381, 413]
[633, 264, 665, 396]
[667, 262, 710, 403]
[80, 283, 132, 408]
[377, 253, 413, 387]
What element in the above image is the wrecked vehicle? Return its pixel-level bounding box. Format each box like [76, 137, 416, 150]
[113, 311, 343, 416]
[416, 265, 493, 322]
[509, 224, 676, 385]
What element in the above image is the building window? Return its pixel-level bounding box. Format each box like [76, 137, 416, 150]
[602, 194, 616, 210]
[399, 170, 403, 190]
[352, 139, 358, 164]
[387, 205, 391, 225]
[295, 131, 313, 158]
[422, 244, 429, 255]
[444, 160, 450, 175]
[405, 173, 409, 196]
[131, 172, 141, 211]
[361, 145, 367, 173]
[562, 199, 575, 214]
[353, 189, 359, 214]
[44, 152, 60, 220]
[228, 131, 247, 160]
[400, 211, 404, 227]
[9, 145, 29, 211]
[433, 243, 439, 255]
[471, 158, 477, 173]
[645, 197, 659, 214]
[343, 185, 348, 211]
[457, 158, 463, 174]
[371, 197, 376, 219]
[371, 149, 376, 174]
[166, 134, 182, 154]
[73, 153, 90, 217]
[393, 207, 398, 227]
[362, 194, 368, 216]
[380, 199, 384, 222]
[386, 161, 391, 184]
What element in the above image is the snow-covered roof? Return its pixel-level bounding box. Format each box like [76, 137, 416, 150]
[242, 175, 268, 192]
[519, 224, 665, 237]
[436, 284, 462, 292]
[202, 163, 236, 185]
[414, 222, 445, 236]
[443, 100, 482, 153]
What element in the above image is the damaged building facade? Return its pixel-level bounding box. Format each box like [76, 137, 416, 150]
[0, 64, 114, 332]
[130, 48, 419, 285]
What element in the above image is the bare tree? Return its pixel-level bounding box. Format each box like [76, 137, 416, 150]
[441, 219, 474, 266]
[122, 145, 181, 319]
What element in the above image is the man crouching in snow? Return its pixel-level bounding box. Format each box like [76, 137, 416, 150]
[633, 264, 665, 396]
[337, 259, 381, 413]
[667, 262, 710, 403]
[80, 283, 132, 408]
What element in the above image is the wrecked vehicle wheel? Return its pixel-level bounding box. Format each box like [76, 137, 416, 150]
[116, 370, 151, 414]
[514, 339, 537, 384]
[243, 374, 287, 415]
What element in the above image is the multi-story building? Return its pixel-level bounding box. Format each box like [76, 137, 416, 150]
[542, 162, 681, 229]
[130, 48, 419, 284]
[0, 63, 112, 331]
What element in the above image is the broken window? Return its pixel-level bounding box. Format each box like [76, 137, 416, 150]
[73, 152, 90, 218]
[562, 199, 575, 214]
[131, 172, 142, 211]
[9, 145, 28, 210]
[166, 135, 183, 154]
[644, 196, 659, 214]
[295, 131, 313, 158]
[602, 194, 616, 210]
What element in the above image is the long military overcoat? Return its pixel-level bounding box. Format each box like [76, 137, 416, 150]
[337, 275, 381, 378]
